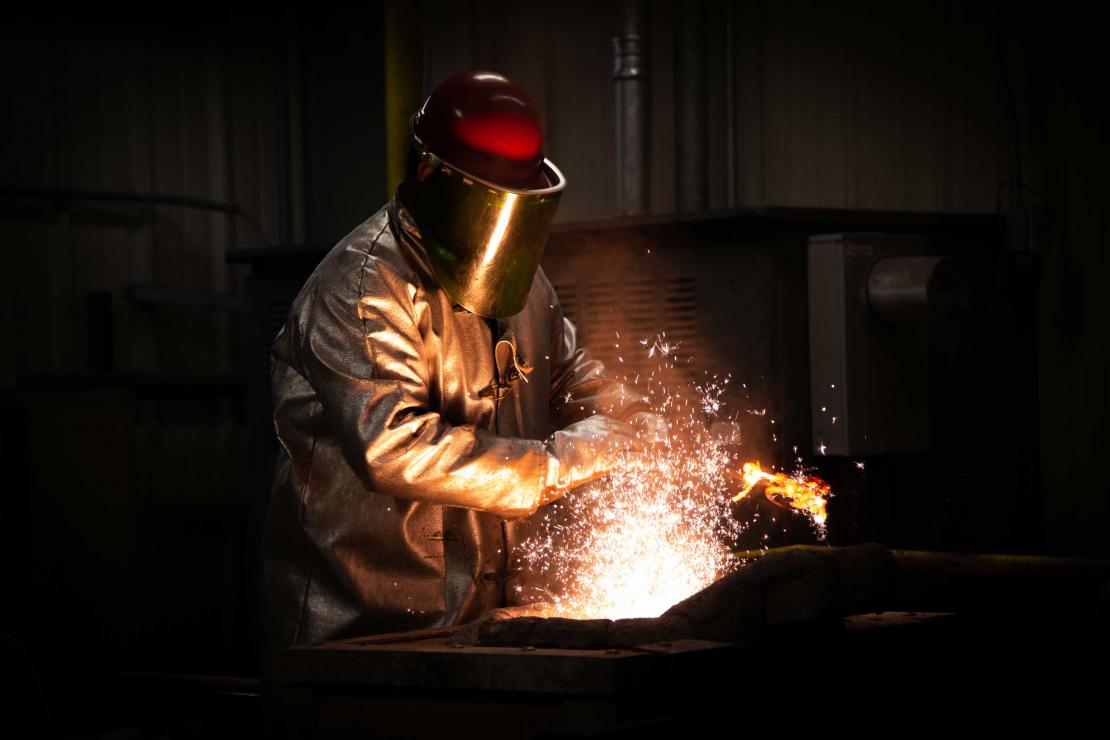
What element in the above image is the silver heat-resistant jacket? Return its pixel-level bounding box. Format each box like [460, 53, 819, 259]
[262, 199, 647, 648]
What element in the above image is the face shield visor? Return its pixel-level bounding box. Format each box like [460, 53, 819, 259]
[403, 136, 566, 319]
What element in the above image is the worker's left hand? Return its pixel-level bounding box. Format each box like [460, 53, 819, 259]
[623, 411, 670, 448]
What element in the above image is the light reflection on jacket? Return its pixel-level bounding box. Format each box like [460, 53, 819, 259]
[261, 199, 645, 648]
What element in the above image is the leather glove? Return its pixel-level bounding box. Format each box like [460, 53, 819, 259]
[623, 410, 670, 448]
[534, 415, 645, 511]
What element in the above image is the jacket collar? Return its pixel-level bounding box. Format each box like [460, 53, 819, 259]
[387, 197, 436, 273]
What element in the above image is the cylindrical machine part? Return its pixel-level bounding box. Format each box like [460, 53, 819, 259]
[867, 256, 970, 324]
[674, 2, 707, 214]
[614, 1, 648, 215]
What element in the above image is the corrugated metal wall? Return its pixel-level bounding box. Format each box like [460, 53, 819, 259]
[1, 4, 393, 670]
[0, 1, 1016, 379]
[420, 0, 1009, 223]
[0, 14, 278, 380]
[1035, 8, 1110, 557]
[0, 11, 287, 669]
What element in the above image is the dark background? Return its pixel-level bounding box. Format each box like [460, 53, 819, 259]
[1, 0, 1107, 736]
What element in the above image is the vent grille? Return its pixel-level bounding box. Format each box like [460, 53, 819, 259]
[552, 276, 700, 387]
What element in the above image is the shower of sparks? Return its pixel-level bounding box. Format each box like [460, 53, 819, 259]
[518, 333, 832, 621]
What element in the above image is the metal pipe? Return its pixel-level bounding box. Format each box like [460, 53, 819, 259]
[0, 186, 271, 244]
[613, 0, 648, 215]
[0, 186, 239, 213]
[867, 255, 970, 324]
[674, 1, 707, 213]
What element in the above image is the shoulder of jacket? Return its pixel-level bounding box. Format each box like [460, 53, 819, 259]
[275, 205, 417, 353]
[533, 265, 560, 303]
[307, 205, 421, 302]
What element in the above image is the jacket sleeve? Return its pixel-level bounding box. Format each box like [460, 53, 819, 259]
[547, 283, 652, 430]
[295, 250, 551, 519]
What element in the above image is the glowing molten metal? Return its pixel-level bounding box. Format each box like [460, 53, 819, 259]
[727, 461, 830, 527]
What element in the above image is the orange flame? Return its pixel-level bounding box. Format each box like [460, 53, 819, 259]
[727, 461, 830, 526]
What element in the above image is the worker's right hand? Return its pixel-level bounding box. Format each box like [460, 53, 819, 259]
[535, 415, 644, 510]
[623, 410, 670, 448]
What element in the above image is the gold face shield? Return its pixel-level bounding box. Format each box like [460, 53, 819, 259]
[402, 143, 567, 318]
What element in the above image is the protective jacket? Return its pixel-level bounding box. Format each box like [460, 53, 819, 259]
[262, 198, 646, 648]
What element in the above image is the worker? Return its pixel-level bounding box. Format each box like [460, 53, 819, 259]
[261, 70, 667, 649]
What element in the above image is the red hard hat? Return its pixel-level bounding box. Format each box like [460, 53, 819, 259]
[412, 70, 547, 190]
[402, 70, 566, 318]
